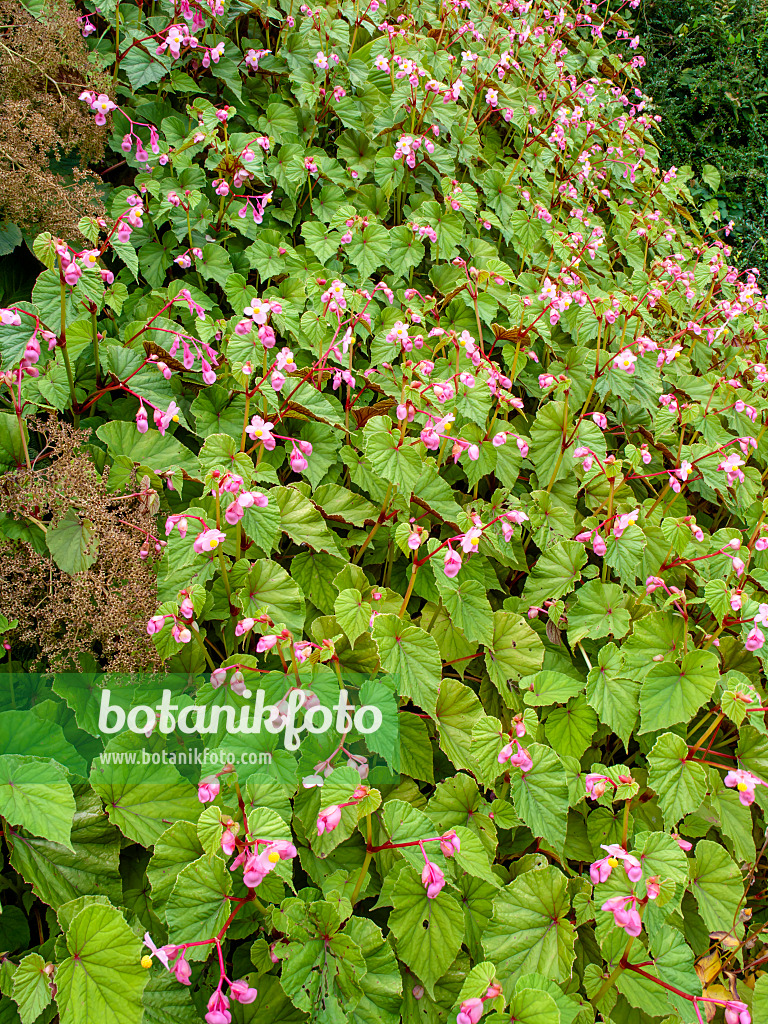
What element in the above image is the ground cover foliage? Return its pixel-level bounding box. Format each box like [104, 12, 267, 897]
[1, 1, 768, 1023]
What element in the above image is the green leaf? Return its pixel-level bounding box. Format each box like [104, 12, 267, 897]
[56, 901, 147, 1024]
[566, 581, 630, 646]
[11, 953, 52, 1024]
[639, 650, 719, 734]
[344, 917, 402, 1024]
[585, 644, 639, 749]
[434, 677, 483, 773]
[272, 485, 346, 558]
[485, 611, 545, 706]
[689, 840, 743, 933]
[46, 507, 99, 575]
[510, 744, 569, 851]
[235, 558, 306, 637]
[345, 223, 390, 279]
[0, 412, 28, 472]
[334, 589, 372, 646]
[754, 974, 768, 1022]
[523, 541, 587, 605]
[502, 988, 561, 1024]
[96, 421, 200, 479]
[372, 614, 442, 714]
[482, 866, 576, 988]
[0, 709, 86, 775]
[648, 733, 708, 827]
[362, 417, 424, 497]
[389, 865, 464, 998]
[147, 821, 204, 919]
[439, 578, 494, 645]
[545, 695, 597, 760]
[523, 671, 583, 707]
[89, 733, 201, 846]
[166, 855, 232, 956]
[0, 754, 74, 848]
[9, 785, 122, 908]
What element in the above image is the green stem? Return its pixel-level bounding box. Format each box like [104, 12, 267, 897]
[192, 627, 217, 671]
[350, 814, 373, 905]
[398, 563, 419, 618]
[91, 310, 100, 387]
[353, 483, 392, 563]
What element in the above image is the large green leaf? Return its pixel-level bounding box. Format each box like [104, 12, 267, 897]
[484, 611, 545, 705]
[362, 417, 424, 496]
[388, 865, 464, 998]
[344, 918, 402, 1024]
[585, 644, 639, 748]
[689, 840, 744, 933]
[523, 541, 587, 605]
[11, 953, 53, 1024]
[45, 508, 99, 575]
[373, 614, 441, 714]
[0, 755, 75, 849]
[639, 650, 720, 733]
[9, 786, 122, 908]
[272, 485, 346, 558]
[55, 901, 147, 1024]
[509, 744, 569, 851]
[648, 733, 708, 827]
[482, 866, 575, 990]
[89, 733, 201, 846]
[234, 558, 306, 636]
[566, 581, 631, 645]
[147, 821, 204, 918]
[96, 421, 200, 478]
[165, 855, 232, 956]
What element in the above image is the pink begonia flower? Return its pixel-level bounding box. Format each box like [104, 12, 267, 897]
[671, 833, 692, 851]
[585, 773, 607, 799]
[508, 746, 533, 772]
[221, 828, 237, 856]
[198, 777, 220, 803]
[317, 805, 343, 835]
[745, 626, 765, 652]
[724, 1002, 751, 1024]
[245, 416, 275, 447]
[205, 988, 230, 1024]
[421, 859, 445, 898]
[646, 876, 661, 901]
[136, 405, 148, 433]
[229, 980, 258, 1004]
[142, 933, 170, 969]
[457, 998, 484, 1024]
[439, 831, 461, 857]
[172, 956, 192, 985]
[194, 528, 227, 554]
[460, 526, 483, 553]
[602, 896, 642, 937]
[256, 634, 279, 653]
[724, 768, 764, 806]
[613, 350, 637, 373]
[235, 617, 255, 636]
[444, 548, 462, 577]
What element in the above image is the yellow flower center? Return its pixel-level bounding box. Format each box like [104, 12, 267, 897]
[738, 782, 749, 792]
[172, 414, 179, 422]
[268, 851, 280, 864]
[141, 956, 153, 969]
[470, 537, 480, 546]
[608, 857, 619, 867]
